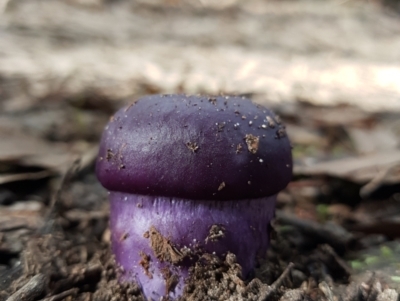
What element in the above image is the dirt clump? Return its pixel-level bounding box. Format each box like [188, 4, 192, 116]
[146, 226, 186, 265]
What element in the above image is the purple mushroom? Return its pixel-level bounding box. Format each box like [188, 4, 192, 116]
[96, 94, 292, 300]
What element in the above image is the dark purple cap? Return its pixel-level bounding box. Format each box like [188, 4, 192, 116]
[96, 94, 292, 200]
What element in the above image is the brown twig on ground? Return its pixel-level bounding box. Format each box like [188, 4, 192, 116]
[276, 211, 353, 252]
[270, 262, 295, 291]
[259, 262, 295, 301]
[6, 274, 47, 301]
[37, 288, 78, 301]
[52, 263, 102, 294]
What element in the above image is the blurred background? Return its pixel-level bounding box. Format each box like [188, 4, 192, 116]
[0, 0, 400, 300]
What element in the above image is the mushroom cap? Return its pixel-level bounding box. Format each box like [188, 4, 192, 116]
[96, 94, 292, 200]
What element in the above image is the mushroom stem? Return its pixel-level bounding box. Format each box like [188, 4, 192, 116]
[110, 192, 277, 300]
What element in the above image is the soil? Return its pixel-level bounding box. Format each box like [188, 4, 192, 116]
[146, 226, 186, 265]
[1, 123, 399, 300]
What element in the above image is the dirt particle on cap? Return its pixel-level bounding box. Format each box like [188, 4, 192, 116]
[120, 232, 129, 241]
[107, 144, 127, 168]
[124, 103, 135, 112]
[139, 251, 153, 279]
[217, 122, 226, 132]
[186, 142, 199, 153]
[241, 115, 247, 120]
[266, 116, 276, 128]
[209, 97, 217, 105]
[106, 149, 114, 161]
[244, 134, 259, 154]
[218, 182, 226, 191]
[275, 127, 287, 139]
[236, 143, 243, 154]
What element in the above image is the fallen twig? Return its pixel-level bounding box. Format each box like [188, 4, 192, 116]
[270, 262, 295, 291]
[6, 274, 47, 301]
[259, 262, 295, 301]
[37, 288, 78, 301]
[276, 211, 353, 252]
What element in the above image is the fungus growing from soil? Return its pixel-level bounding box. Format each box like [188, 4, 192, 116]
[96, 94, 292, 300]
